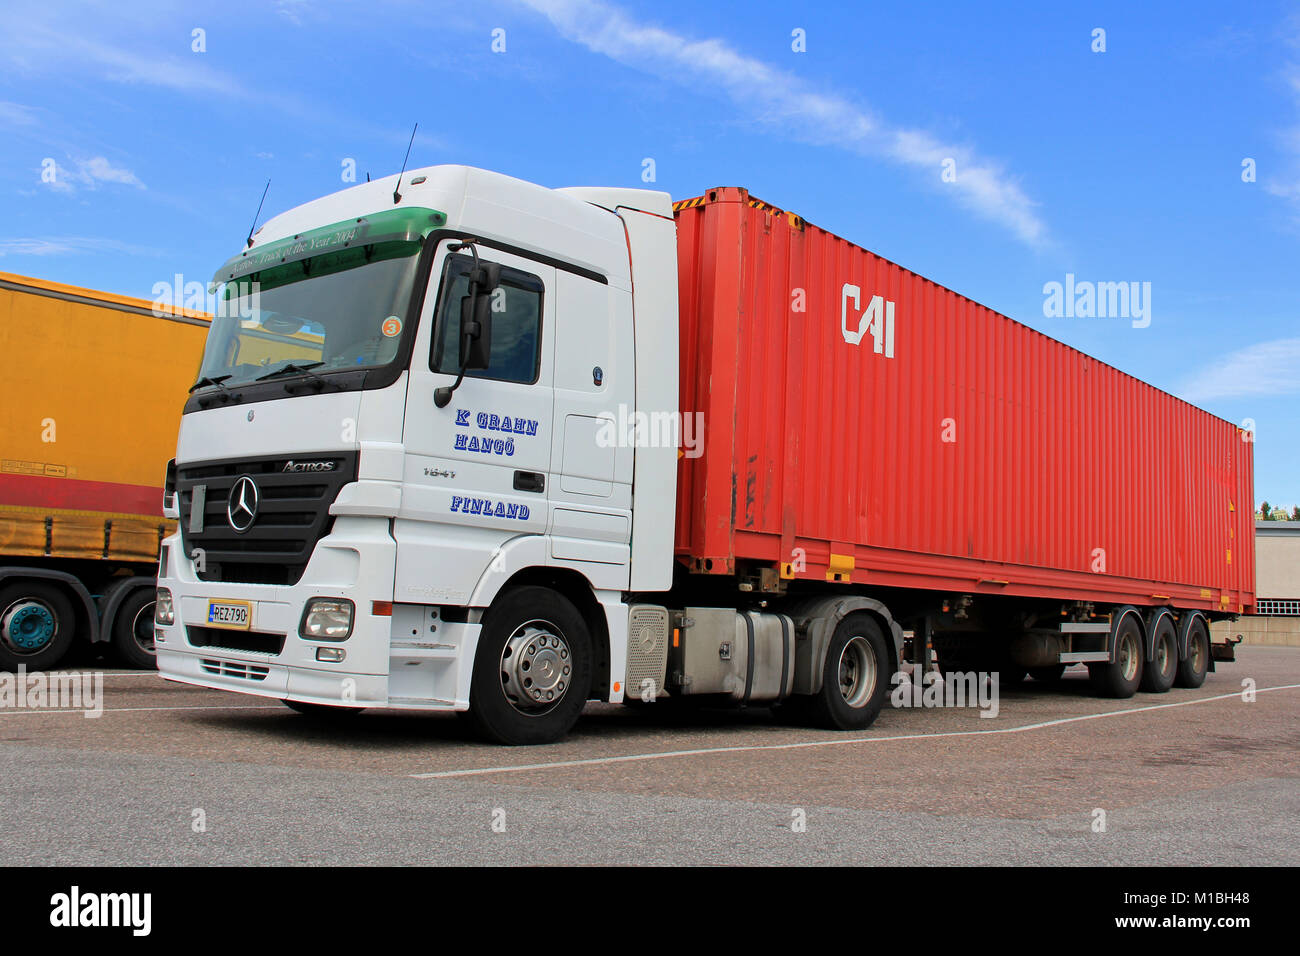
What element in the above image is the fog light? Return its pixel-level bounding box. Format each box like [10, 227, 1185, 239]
[300, 598, 353, 641]
[155, 588, 174, 626]
[155, 628, 166, 645]
[316, 647, 346, 663]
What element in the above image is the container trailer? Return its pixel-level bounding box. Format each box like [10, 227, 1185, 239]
[0, 272, 209, 670]
[155, 166, 1249, 743]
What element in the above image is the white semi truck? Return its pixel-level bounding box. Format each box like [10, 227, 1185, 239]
[156, 165, 1244, 745]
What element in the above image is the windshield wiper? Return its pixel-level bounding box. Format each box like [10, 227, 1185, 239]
[255, 362, 326, 382]
[189, 374, 232, 393]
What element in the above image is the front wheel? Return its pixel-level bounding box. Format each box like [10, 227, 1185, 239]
[802, 613, 890, 731]
[468, 586, 592, 745]
[110, 588, 158, 669]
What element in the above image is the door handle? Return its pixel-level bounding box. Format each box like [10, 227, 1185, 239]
[513, 471, 545, 493]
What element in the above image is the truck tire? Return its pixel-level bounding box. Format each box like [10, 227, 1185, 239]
[110, 588, 158, 670]
[282, 700, 366, 717]
[0, 581, 77, 672]
[1088, 615, 1144, 698]
[1139, 616, 1177, 693]
[468, 586, 592, 745]
[804, 613, 889, 731]
[1175, 617, 1210, 689]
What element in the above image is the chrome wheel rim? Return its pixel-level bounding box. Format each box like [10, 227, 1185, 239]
[132, 601, 156, 656]
[837, 635, 877, 708]
[1118, 632, 1139, 682]
[499, 619, 571, 716]
[1190, 630, 1205, 672]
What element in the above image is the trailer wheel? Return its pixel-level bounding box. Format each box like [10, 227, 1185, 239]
[282, 700, 366, 717]
[468, 586, 592, 745]
[0, 582, 77, 672]
[1088, 615, 1144, 698]
[806, 614, 889, 731]
[1175, 617, 1210, 689]
[1028, 664, 1066, 683]
[1139, 616, 1177, 693]
[110, 588, 158, 670]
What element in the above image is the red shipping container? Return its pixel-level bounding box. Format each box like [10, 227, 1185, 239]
[672, 188, 1254, 615]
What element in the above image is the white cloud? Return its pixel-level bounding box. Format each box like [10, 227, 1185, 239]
[275, 0, 310, 25]
[0, 237, 158, 257]
[1179, 336, 1300, 402]
[1265, 18, 1300, 209]
[0, 15, 246, 98]
[517, 0, 1048, 245]
[42, 156, 145, 193]
[0, 101, 39, 127]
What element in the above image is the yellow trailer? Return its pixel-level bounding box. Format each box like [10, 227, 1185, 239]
[0, 272, 209, 669]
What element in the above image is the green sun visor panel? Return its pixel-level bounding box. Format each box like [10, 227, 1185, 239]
[210, 207, 447, 289]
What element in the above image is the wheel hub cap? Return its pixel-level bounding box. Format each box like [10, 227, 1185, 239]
[500, 622, 571, 713]
[3, 602, 56, 652]
[837, 635, 877, 708]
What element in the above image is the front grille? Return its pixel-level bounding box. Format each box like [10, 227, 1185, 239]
[201, 659, 270, 681]
[187, 626, 286, 655]
[175, 451, 358, 585]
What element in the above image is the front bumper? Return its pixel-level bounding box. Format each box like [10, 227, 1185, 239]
[155, 515, 452, 709]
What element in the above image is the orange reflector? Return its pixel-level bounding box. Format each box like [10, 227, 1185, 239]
[371, 601, 393, 616]
[672, 627, 680, 648]
[613, 682, 621, 694]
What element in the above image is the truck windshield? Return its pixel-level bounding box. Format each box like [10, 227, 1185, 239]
[195, 239, 422, 389]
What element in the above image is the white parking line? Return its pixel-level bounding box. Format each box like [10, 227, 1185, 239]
[0, 704, 281, 717]
[410, 684, 1300, 779]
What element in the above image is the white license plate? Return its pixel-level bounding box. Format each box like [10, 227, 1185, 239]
[207, 600, 251, 630]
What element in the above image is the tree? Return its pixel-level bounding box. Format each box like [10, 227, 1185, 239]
[1292, 506, 1300, 522]
[1260, 500, 1271, 520]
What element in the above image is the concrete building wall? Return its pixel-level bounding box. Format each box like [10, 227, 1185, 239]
[1225, 521, 1300, 648]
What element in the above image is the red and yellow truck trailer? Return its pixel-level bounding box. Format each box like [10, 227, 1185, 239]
[673, 188, 1251, 698]
[0, 272, 209, 669]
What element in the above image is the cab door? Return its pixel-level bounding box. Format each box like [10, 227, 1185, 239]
[396, 244, 556, 606]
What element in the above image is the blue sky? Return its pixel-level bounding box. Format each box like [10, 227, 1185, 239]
[2, 0, 1297, 504]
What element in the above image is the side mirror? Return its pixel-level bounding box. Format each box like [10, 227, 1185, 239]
[471, 262, 502, 293]
[460, 293, 492, 370]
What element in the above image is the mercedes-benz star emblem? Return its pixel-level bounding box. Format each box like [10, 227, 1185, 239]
[227, 476, 259, 533]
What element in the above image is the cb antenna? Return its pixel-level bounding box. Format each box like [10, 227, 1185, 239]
[246, 178, 271, 248]
[393, 122, 418, 205]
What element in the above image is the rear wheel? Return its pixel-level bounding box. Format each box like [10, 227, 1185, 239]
[1139, 616, 1177, 693]
[0, 582, 77, 671]
[469, 586, 592, 745]
[1175, 617, 1210, 689]
[110, 588, 157, 670]
[1088, 615, 1144, 698]
[804, 614, 889, 731]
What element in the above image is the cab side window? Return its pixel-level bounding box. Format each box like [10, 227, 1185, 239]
[430, 253, 543, 384]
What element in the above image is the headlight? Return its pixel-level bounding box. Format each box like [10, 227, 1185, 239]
[155, 588, 175, 626]
[300, 598, 354, 641]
